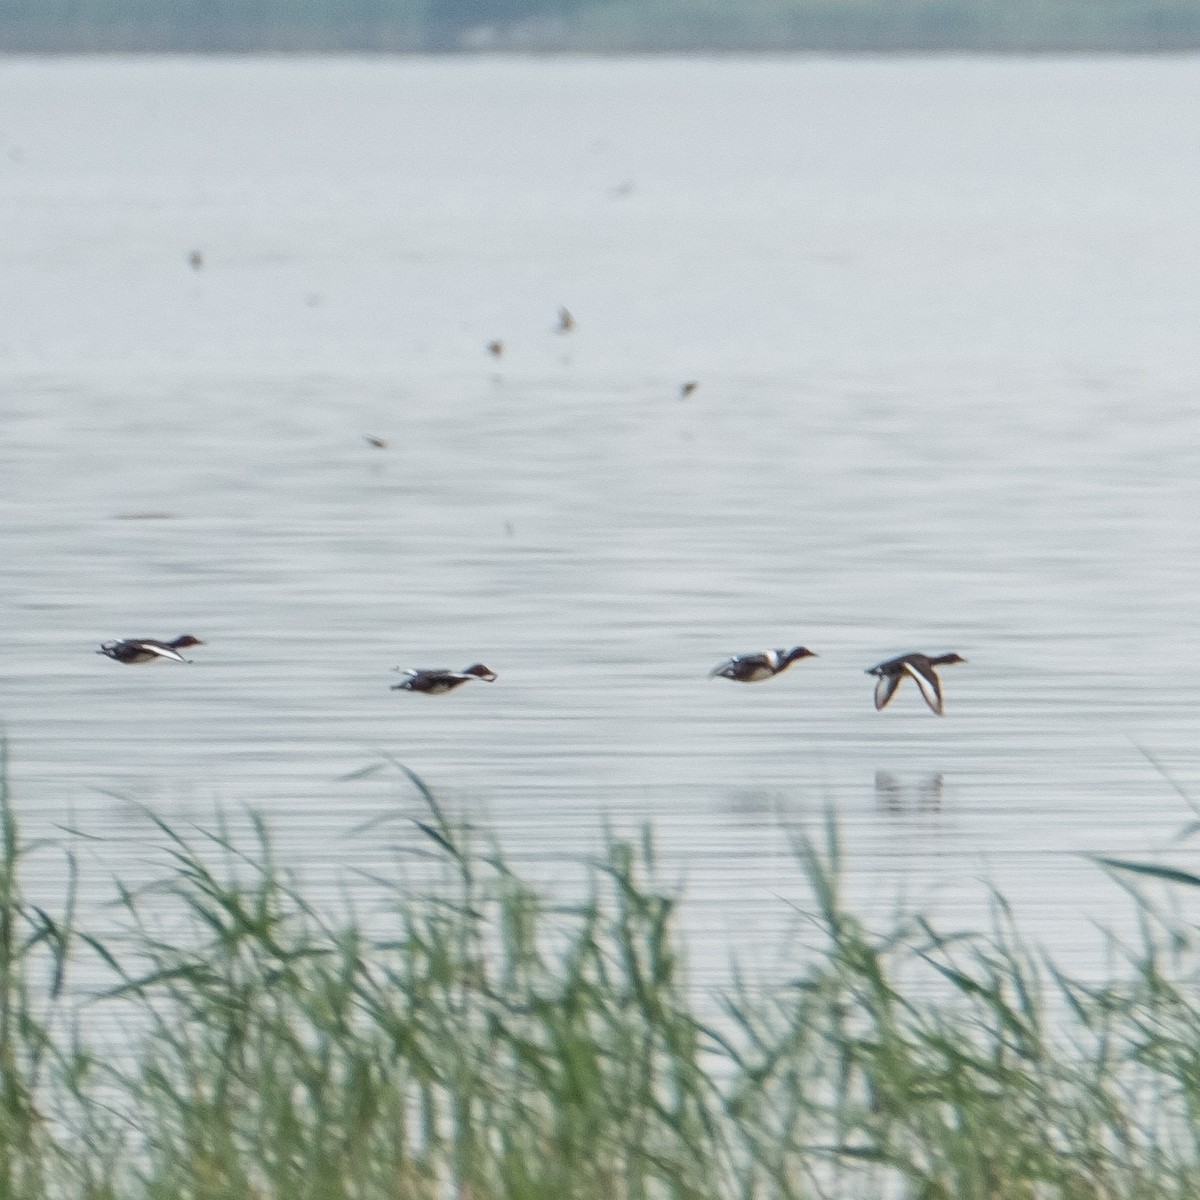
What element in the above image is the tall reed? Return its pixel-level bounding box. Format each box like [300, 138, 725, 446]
[4, 763, 1200, 1198]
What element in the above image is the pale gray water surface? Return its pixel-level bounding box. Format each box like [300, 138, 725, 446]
[2, 55, 1200, 983]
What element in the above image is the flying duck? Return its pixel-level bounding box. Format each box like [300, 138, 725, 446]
[98, 635, 204, 664]
[391, 663, 498, 694]
[709, 646, 817, 683]
[866, 652, 965, 715]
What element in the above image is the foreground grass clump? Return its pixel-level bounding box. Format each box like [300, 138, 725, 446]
[6, 772, 1200, 1197]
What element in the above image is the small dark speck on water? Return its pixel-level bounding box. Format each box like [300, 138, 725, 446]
[363, 434, 388, 449]
[187, 249, 203, 270]
[680, 380, 699, 399]
[487, 339, 504, 358]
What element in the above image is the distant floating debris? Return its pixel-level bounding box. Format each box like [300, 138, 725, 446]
[188, 249, 203, 271]
[363, 434, 388, 449]
[487, 339, 504, 358]
[610, 180, 635, 198]
[113, 511, 176, 520]
[680, 380, 699, 399]
[556, 307, 576, 334]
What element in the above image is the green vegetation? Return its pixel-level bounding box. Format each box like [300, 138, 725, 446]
[6, 757, 1200, 1197]
[4, 0, 1200, 52]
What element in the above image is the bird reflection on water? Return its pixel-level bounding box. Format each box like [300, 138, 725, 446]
[721, 787, 799, 822]
[874, 771, 945, 813]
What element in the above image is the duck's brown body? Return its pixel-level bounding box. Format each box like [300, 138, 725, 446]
[98, 635, 204, 664]
[710, 646, 817, 683]
[391, 664, 497, 694]
[867, 652, 965, 715]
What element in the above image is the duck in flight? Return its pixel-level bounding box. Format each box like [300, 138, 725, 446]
[866, 652, 965, 715]
[98, 635, 204, 664]
[709, 646, 816, 682]
[391, 663, 498, 694]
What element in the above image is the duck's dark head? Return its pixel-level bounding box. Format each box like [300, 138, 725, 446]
[462, 663, 497, 681]
[934, 652, 966, 666]
[172, 635, 204, 649]
[784, 646, 817, 663]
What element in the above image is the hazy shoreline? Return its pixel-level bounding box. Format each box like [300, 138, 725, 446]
[5, 4, 1200, 55]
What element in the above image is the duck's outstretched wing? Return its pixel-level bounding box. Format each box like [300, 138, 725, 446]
[393, 668, 461, 692]
[903, 660, 944, 715]
[873, 671, 904, 711]
[711, 653, 773, 681]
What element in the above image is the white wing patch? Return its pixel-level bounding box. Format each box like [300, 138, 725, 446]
[143, 643, 187, 662]
[902, 661, 944, 715]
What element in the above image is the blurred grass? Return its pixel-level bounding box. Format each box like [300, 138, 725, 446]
[7, 762, 1200, 1197]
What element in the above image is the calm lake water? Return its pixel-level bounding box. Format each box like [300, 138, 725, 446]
[2, 54, 1200, 985]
